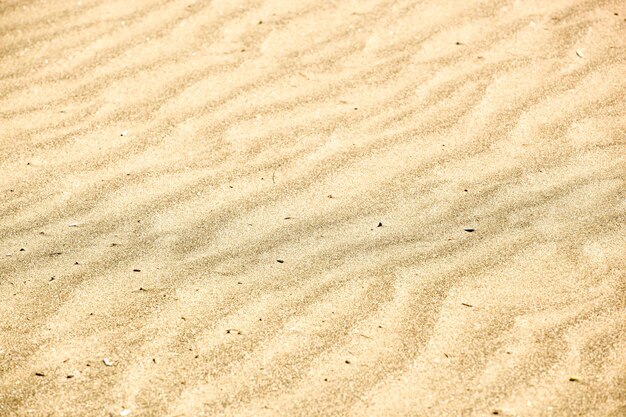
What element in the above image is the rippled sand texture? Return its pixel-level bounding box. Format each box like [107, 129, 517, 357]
[1, 0, 625, 416]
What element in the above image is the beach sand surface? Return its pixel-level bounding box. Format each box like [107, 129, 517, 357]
[1, 0, 625, 416]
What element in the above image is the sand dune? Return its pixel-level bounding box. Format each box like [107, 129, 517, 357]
[1, 0, 625, 416]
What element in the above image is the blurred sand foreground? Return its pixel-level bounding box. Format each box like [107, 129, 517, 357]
[0, 0, 625, 416]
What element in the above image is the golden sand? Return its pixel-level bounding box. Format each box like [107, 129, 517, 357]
[1, 1, 625, 416]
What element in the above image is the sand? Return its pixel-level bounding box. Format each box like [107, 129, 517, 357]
[1, 0, 625, 416]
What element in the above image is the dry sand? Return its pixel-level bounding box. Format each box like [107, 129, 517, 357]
[1, 0, 625, 416]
